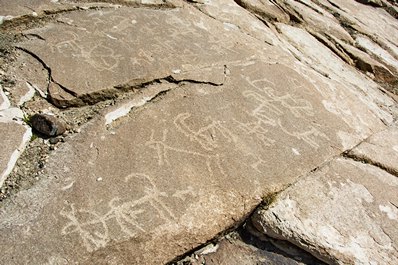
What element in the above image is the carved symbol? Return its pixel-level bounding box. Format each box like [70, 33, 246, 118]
[277, 119, 330, 148]
[236, 72, 323, 148]
[174, 113, 237, 151]
[60, 173, 180, 252]
[146, 129, 226, 178]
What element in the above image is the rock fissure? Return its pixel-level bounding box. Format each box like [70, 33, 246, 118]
[15, 45, 226, 109]
[1, 1, 398, 264]
[343, 152, 398, 178]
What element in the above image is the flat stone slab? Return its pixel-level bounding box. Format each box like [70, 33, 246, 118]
[1, 1, 397, 264]
[0, 55, 391, 264]
[252, 158, 398, 264]
[6, 50, 48, 106]
[0, 0, 60, 17]
[19, 6, 273, 107]
[0, 122, 31, 187]
[349, 125, 398, 175]
[0, 86, 32, 188]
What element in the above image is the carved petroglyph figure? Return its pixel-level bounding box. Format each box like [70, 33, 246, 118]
[237, 72, 324, 148]
[60, 173, 179, 252]
[52, 30, 123, 73]
[174, 113, 237, 151]
[277, 120, 330, 148]
[146, 129, 226, 178]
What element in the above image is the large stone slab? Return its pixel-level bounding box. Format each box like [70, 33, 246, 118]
[325, 0, 398, 72]
[0, 122, 31, 187]
[274, 23, 395, 136]
[6, 50, 49, 106]
[284, 0, 354, 43]
[0, 86, 32, 188]
[1, 1, 397, 264]
[196, 0, 282, 46]
[252, 158, 398, 264]
[0, 55, 391, 264]
[19, 6, 278, 107]
[0, 0, 61, 17]
[349, 125, 398, 175]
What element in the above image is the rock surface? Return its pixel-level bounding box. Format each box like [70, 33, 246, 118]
[252, 156, 398, 264]
[30, 113, 66, 137]
[348, 126, 398, 175]
[0, 85, 31, 187]
[178, 228, 326, 265]
[0, 0, 397, 264]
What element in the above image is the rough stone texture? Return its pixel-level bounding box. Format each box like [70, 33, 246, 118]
[0, 86, 32, 187]
[196, 0, 282, 45]
[30, 113, 66, 137]
[356, 0, 384, 7]
[0, 87, 9, 110]
[0, 0, 61, 17]
[6, 50, 49, 105]
[1, 57, 384, 264]
[180, 229, 326, 265]
[0, 0, 397, 264]
[19, 6, 272, 107]
[327, 0, 398, 71]
[234, 0, 290, 23]
[335, 39, 396, 82]
[348, 125, 398, 175]
[252, 158, 398, 265]
[0, 122, 31, 187]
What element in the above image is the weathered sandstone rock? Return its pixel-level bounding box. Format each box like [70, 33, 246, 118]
[0, 0, 397, 264]
[348, 125, 398, 176]
[252, 158, 398, 264]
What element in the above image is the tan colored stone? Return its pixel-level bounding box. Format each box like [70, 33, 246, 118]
[1, 0, 398, 264]
[275, 23, 395, 132]
[183, 232, 324, 265]
[335, 38, 396, 82]
[18, 6, 266, 107]
[349, 125, 398, 175]
[284, 0, 354, 44]
[0, 56, 391, 264]
[0, 87, 10, 110]
[327, 0, 398, 71]
[197, 0, 283, 46]
[234, 0, 290, 23]
[0, 0, 60, 17]
[252, 158, 398, 264]
[7, 50, 48, 106]
[0, 122, 31, 187]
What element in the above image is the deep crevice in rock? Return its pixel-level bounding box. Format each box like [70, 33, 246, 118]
[343, 152, 398, 178]
[15, 47, 225, 109]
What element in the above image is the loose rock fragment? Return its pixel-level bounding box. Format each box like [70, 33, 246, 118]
[30, 113, 66, 137]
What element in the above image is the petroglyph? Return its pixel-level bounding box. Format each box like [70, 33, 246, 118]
[174, 113, 237, 151]
[277, 119, 330, 149]
[52, 30, 124, 73]
[60, 173, 180, 252]
[235, 119, 276, 147]
[244, 74, 314, 119]
[235, 69, 323, 148]
[146, 129, 226, 178]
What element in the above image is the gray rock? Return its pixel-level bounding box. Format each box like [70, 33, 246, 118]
[252, 158, 398, 264]
[30, 113, 66, 137]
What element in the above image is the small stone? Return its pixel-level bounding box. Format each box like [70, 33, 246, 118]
[38, 161, 45, 168]
[30, 113, 66, 137]
[49, 137, 60, 145]
[96, 177, 103, 182]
